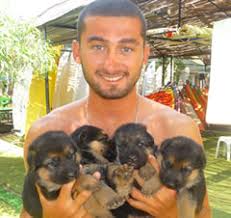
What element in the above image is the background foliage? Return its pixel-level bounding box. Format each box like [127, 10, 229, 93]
[0, 14, 57, 83]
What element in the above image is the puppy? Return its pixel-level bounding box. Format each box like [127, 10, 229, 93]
[111, 123, 160, 218]
[71, 125, 117, 164]
[22, 131, 124, 218]
[22, 131, 80, 218]
[158, 136, 206, 218]
[71, 125, 137, 212]
[112, 123, 160, 196]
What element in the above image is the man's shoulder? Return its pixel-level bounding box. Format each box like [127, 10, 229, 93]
[142, 97, 201, 143]
[27, 99, 85, 139]
[142, 96, 192, 125]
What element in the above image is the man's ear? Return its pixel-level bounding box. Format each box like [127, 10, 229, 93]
[72, 40, 81, 64]
[143, 43, 150, 65]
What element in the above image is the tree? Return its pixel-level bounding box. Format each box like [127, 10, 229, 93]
[0, 14, 57, 84]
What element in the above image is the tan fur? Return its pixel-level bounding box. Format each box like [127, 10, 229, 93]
[186, 169, 199, 188]
[173, 160, 191, 169]
[89, 140, 105, 154]
[72, 174, 125, 218]
[178, 189, 197, 218]
[37, 168, 61, 192]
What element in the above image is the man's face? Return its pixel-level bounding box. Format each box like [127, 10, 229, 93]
[73, 16, 149, 99]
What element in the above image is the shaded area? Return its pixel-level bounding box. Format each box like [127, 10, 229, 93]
[0, 133, 24, 148]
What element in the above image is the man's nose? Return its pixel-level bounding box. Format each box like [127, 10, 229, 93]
[103, 49, 120, 72]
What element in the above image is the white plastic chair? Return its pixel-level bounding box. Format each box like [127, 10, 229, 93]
[215, 136, 231, 161]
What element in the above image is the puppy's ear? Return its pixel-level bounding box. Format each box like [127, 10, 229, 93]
[159, 138, 172, 154]
[196, 146, 207, 169]
[72, 129, 88, 145]
[70, 139, 82, 163]
[27, 145, 37, 172]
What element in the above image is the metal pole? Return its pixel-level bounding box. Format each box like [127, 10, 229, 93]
[162, 57, 165, 86]
[43, 26, 50, 114]
[170, 56, 173, 82]
[178, 0, 182, 28]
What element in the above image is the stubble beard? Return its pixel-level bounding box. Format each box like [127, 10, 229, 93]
[81, 65, 142, 99]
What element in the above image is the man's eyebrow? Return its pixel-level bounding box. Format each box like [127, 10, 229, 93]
[87, 36, 140, 45]
[87, 35, 108, 43]
[118, 38, 140, 45]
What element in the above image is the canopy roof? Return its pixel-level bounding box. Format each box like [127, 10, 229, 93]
[37, 0, 231, 58]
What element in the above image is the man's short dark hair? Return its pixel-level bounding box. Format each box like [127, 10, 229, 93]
[77, 0, 147, 42]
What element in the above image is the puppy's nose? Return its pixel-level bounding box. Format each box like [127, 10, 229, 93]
[167, 182, 176, 189]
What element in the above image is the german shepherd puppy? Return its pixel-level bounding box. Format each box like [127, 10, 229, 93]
[71, 125, 134, 204]
[22, 131, 124, 218]
[158, 136, 206, 218]
[71, 125, 117, 164]
[111, 123, 160, 218]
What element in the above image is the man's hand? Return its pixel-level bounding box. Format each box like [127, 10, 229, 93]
[36, 180, 93, 218]
[127, 155, 178, 218]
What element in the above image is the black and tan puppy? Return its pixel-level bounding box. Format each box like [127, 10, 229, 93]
[158, 136, 206, 218]
[22, 131, 124, 218]
[111, 123, 160, 218]
[71, 125, 117, 164]
[71, 125, 135, 203]
[112, 123, 160, 196]
[22, 131, 80, 218]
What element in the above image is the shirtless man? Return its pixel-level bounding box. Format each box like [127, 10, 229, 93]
[20, 0, 211, 217]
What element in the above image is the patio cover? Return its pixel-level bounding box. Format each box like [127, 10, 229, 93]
[36, 0, 231, 58]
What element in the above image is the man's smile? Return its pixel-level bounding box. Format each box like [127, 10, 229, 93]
[101, 75, 124, 82]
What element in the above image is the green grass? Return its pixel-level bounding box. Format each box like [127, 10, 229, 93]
[202, 130, 231, 218]
[0, 130, 230, 217]
[0, 155, 24, 217]
[0, 186, 22, 215]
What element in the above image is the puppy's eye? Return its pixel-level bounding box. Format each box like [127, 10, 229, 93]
[181, 166, 192, 174]
[98, 134, 108, 141]
[47, 160, 59, 168]
[47, 157, 60, 168]
[138, 142, 145, 147]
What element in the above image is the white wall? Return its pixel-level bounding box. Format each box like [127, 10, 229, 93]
[206, 18, 231, 125]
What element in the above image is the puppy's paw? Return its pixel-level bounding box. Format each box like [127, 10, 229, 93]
[113, 164, 134, 183]
[106, 196, 125, 209]
[141, 175, 161, 196]
[139, 163, 156, 181]
[83, 182, 101, 192]
[141, 186, 155, 196]
[74, 174, 101, 193]
[113, 164, 134, 198]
